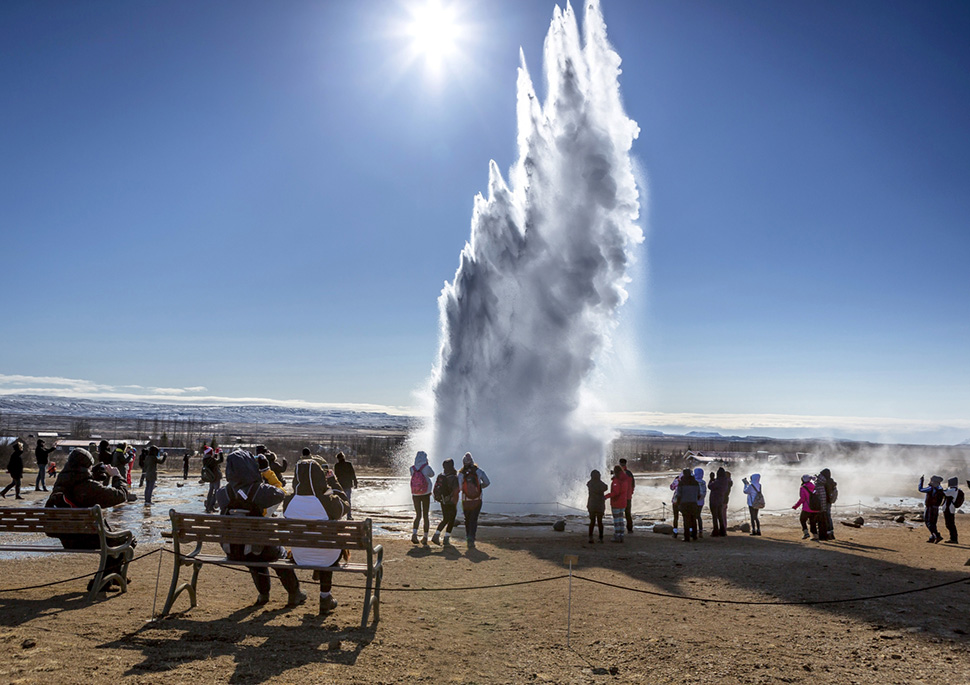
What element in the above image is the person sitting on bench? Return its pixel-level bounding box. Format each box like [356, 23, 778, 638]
[45, 448, 134, 591]
[215, 450, 305, 608]
[283, 459, 350, 614]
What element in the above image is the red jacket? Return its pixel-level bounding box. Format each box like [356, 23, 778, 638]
[606, 475, 630, 509]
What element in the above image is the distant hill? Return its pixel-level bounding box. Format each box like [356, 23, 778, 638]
[0, 394, 411, 431]
[684, 431, 723, 438]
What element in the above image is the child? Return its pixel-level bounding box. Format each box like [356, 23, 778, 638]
[586, 470, 608, 543]
[604, 465, 631, 543]
[46, 460, 57, 480]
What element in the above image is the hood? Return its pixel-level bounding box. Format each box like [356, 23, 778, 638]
[224, 450, 261, 492]
[750, 473, 761, 484]
[292, 459, 330, 497]
[716, 467, 726, 478]
[413, 450, 429, 469]
[64, 448, 95, 474]
[819, 468, 831, 479]
[693, 467, 705, 481]
[442, 458, 456, 475]
[948, 477, 959, 488]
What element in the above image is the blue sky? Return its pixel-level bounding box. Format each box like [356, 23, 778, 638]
[2, 1, 968, 443]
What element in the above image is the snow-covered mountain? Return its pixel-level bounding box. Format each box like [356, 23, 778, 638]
[0, 394, 412, 431]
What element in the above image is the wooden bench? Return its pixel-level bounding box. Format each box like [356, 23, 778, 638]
[0, 506, 135, 599]
[161, 511, 383, 628]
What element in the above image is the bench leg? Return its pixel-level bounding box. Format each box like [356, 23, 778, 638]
[373, 565, 382, 624]
[361, 570, 375, 629]
[161, 559, 200, 616]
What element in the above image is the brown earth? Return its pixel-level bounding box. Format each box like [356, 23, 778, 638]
[1, 518, 969, 684]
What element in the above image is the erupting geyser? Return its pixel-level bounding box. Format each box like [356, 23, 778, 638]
[430, 0, 643, 505]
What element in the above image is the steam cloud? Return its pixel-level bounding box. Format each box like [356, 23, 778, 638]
[430, 0, 643, 504]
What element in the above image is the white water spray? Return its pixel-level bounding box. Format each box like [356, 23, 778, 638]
[430, 0, 643, 505]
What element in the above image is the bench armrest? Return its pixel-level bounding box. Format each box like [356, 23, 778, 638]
[372, 543, 383, 570]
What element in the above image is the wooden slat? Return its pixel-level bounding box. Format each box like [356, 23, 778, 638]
[171, 513, 370, 550]
[189, 554, 370, 573]
[0, 507, 100, 535]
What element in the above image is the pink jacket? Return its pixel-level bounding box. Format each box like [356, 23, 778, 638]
[793, 482, 818, 513]
[606, 475, 630, 509]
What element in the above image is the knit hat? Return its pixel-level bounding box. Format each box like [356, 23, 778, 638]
[801, 474, 813, 483]
[948, 476, 959, 487]
[462, 452, 474, 467]
[930, 475, 943, 485]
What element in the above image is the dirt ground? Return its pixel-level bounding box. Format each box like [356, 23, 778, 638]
[1, 516, 969, 684]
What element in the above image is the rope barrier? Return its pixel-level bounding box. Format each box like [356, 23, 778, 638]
[0, 548, 163, 593]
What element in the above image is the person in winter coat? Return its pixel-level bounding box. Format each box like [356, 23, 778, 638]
[605, 465, 631, 543]
[409, 450, 435, 545]
[458, 452, 490, 549]
[792, 474, 820, 540]
[586, 469, 608, 543]
[202, 447, 224, 513]
[141, 445, 167, 505]
[45, 448, 134, 591]
[619, 458, 635, 534]
[216, 450, 305, 607]
[1, 438, 26, 499]
[693, 467, 707, 539]
[918, 474, 945, 543]
[942, 477, 962, 544]
[34, 439, 56, 491]
[97, 440, 113, 466]
[815, 468, 837, 540]
[431, 458, 460, 545]
[182, 452, 190, 480]
[333, 452, 359, 520]
[283, 459, 350, 614]
[742, 474, 763, 536]
[676, 469, 701, 542]
[669, 472, 682, 538]
[708, 467, 732, 537]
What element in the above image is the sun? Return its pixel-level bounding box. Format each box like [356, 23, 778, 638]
[405, 0, 464, 73]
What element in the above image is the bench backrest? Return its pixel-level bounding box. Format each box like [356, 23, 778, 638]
[0, 506, 103, 536]
[169, 511, 373, 550]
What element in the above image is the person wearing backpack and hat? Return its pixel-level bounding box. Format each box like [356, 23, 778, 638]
[283, 459, 350, 614]
[431, 458, 460, 545]
[742, 473, 764, 536]
[458, 452, 490, 549]
[409, 451, 435, 545]
[215, 450, 305, 608]
[918, 475, 946, 543]
[942, 477, 964, 544]
[792, 474, 820, 541]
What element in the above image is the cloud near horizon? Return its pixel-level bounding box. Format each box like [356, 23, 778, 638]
[0, 374, 966, 443]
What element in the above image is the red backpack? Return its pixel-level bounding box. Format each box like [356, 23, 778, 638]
[410, 467, 430, 495]
[462, 469, 482, 502]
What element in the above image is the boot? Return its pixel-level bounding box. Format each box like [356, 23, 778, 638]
[411, 532, 419, 544]
[431, 532, 441, 545]
[286, 590, 307, 608]
[319, 595, 338, 614]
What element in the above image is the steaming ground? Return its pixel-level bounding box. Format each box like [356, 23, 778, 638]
[429, 0, 643, 503]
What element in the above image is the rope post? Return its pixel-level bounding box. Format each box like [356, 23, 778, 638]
[563, 554, 578, 647]
[662, 502, 666, 522]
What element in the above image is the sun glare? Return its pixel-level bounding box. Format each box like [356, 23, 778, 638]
[406, 0, 463, 73]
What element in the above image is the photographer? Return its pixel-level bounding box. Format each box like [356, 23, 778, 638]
[45, 448, 134, 591]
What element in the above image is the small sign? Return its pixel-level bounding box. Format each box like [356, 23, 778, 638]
[563, 554, 579, 566]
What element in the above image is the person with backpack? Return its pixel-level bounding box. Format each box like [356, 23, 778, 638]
[458, 452, 490, 549]
[693, 467, 707, 538]
[918, 474, 946, 543]
[792, 474, 820, 540]
[215, 450, 305, 608]
[675, 469, 701, 542]
[409, 451, 435, 545]
[201, 446, 224, 513]
[586, 469, 608, 543]
[431, 458, 460, 545]
[605, 464, 632, 543]
[815, 468, 837, 540]
[283, 459, 350, 614]
[619, 458, 635, 534]
[1, 438, 26, 499]
[742, 473, 764, 536]
[942, 477, 964, 544]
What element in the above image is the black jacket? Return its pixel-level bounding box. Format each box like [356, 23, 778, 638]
[334, 460, 358, 490]
[6, 445, 25, 479]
